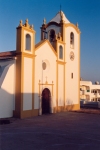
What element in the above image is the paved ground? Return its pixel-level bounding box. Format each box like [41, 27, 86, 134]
[0, 111, 100, 150]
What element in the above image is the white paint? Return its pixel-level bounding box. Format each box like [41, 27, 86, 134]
[50, 11, 70, 24]
[0, 59, 15, 118]
[0, 11, 80, 118]
[34, 42, 56, 109]
[23, 57, 32, 110]
[58, 65, 64, 106]
[65, 26, 79, 105]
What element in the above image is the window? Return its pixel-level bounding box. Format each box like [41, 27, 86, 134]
[25, 34, 31, 50]
[49, 29, 55, 43]
[71, 73, 73, 79]
[42, 62, 46, 70]
[70, 32, 74, 48]
[59, 45, 63, 59]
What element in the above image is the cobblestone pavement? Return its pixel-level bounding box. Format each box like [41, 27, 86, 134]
[0, 111, 100, 150]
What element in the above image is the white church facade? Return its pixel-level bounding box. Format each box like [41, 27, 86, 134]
[0, 11, 81, 118]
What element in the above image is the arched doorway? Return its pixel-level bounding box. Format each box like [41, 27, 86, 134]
[42, 88, 51, 114]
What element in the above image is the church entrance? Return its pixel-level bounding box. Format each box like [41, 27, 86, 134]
[42, 88, 51, 114]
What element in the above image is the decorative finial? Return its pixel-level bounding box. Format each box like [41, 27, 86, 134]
[76, 22, 78, 28]
[60, 4, 61, 12]
[43, 18, 46, 25]
[30, 24, 33, 29]
[19, 20, 22, 26]
[25, 19, 28, 27]
[58, 32, 61, 38]
[45, 76, 48, 84]
[60, 12, 64, 23]
[55, 34, 57, 40]
[31, 24, 33, 28]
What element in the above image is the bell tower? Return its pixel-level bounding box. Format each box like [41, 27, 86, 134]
[14, 19, 37, 118]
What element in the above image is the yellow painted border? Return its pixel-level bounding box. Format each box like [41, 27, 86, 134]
[35, 40, 57, 57]
[65, 23, 81, 34]
[56, 60, 66, 65]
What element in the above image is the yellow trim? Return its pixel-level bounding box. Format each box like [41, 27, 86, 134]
[63, 23, 65, 42]
[64, 44, 65, 110]
[56, 41, 65, 61]
[14, 55, 22, 118]
[56, 61, 58, 112]
[56, 60, 66, 65]
[38, 80, 54, 97]
[52, 81, 53, 96]
[78, 32, 80, 109]
[57, 104, 80, 112]
[39, 83, 54, 86]
[21, 109, 38, 118]
[17, 26, 36, 34]
[20, 54, 23, 117]
[32, 54, 35, 116]
[65, 23, 81, 34]
[60, 22, 66, 42]
[52, 103, 80, 113]
[56, 39, 65, 44]
[14, 23, 37, 118]
[16, 25, 36, 54]
[22, 52, 36, 58]
[16, 52, 36, 58]
[35, 39, 46, 48]
[35, 39, 57, 57]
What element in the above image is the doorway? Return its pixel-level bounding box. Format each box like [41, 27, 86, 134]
[42, 88, 51, 114]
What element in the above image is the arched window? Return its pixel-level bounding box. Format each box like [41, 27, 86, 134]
[59, 45, 63, 59]
[49, 29, 55, 43]
[25, 34, 31, 50]
[70, 32, 74, 48]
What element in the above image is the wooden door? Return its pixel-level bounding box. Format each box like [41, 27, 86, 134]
[42, 88, 50, 114]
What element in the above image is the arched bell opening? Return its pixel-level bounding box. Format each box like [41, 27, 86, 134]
[48, 29, 55, 46]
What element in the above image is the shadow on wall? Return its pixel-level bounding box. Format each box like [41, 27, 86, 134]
[66, 99, 74, 111]
[0, 88, 40, 119]
[0, 88, 15, 119]
[0, 64, 12, 88]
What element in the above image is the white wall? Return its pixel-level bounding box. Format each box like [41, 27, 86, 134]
[0, 59, 15, 118]
[34, 42, 56, 109]
[65, 26, 79, 105]
[23, 57, 32, 110]
[58, 64, 64, 106]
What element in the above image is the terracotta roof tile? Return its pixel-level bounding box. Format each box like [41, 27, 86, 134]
[0, 51, 16, 60]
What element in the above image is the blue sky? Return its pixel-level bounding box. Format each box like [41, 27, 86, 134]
[0, 0, 100, 83]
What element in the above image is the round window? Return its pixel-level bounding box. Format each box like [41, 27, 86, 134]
[42, 62, 46, 70]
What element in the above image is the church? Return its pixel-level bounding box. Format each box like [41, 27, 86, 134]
[0, 11, 81, 119]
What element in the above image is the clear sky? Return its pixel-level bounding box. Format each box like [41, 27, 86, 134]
[0, 0, 100, 83]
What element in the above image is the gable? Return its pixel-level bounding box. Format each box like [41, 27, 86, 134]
[35, 40, 57, 57]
